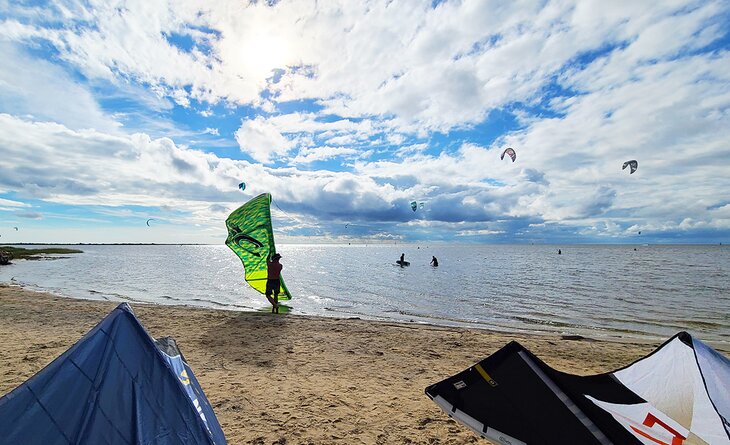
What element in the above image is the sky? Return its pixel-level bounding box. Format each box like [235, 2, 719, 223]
[0, 0, 729, 244]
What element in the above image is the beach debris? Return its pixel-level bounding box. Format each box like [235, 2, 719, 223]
[238, 181, 246, 191]
[500, 147, 516, 162]
[622, 159, 638, 174]
[146, 218, 155, 227]
[0, 303, 227, 444]
[425, 331, 728, 444]
[225, 192, 292, 302]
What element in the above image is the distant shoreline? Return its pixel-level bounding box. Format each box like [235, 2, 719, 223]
[0, 246, 82, 265]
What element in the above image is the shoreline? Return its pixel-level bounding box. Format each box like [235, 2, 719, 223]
[2, 284, 717, 444]
[3, 278, 693, 348]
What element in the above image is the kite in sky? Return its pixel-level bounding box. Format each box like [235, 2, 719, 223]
[501, 147, 516, 162]
[622, 160, 638, 174]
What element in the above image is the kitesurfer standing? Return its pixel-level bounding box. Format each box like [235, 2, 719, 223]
[266, 253, 283, 313]
[399, 253, 405, 266]
[430, 256, 438, 267]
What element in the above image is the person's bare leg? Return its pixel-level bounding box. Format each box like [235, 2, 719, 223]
[266, 294, 276, 312]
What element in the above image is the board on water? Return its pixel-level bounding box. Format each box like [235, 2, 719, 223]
[395, 260, 410, 266]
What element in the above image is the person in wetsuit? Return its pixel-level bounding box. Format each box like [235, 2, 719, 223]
[430, 256, 439, 267]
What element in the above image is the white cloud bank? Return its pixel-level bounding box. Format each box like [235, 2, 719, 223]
[0, 0, 729, 241]
[4, 1, 723, 130]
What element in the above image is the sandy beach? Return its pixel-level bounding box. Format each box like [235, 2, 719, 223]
[0, 284, 717, 445]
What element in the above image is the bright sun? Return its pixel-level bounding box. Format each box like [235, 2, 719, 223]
[243, 32, 291, 79]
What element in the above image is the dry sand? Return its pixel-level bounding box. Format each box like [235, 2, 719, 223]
[0, 284, 701, 444]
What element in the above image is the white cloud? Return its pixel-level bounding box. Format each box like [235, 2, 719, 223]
[455, 228, 504, 237]
[1, 1, 729, 240]
[0, 41, 121, 132]
[6, 0, 718, 134]
[0, 114, 405, 228]
[504, 48, 730, 230]
[291, 146, 359, 164]
[0, 198, 31, 208]
[235, 116, 294, 163]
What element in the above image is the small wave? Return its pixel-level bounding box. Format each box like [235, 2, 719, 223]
[672, 319, 725, 329]
[159, 295, 180, 301]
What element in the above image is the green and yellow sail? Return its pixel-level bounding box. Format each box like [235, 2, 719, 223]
[225, 193, 292, 300]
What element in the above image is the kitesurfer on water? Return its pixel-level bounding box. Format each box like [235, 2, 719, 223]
[266, 253, 283, 313]
[430, 256, 438, 267]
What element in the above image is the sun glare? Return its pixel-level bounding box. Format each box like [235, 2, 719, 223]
[243, 32, 291, 79]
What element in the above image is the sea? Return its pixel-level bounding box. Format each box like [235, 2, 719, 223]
[1, 244, 728, 347]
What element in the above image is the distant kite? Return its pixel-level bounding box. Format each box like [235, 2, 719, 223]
[13, 227, 18, 231]
[238, 182, 246, 191]
[622, 160, 638, 174]
[501, 147, 516, 162]
[146, 219, 155, 227]
[410, 201, 418, 212]
[419, 202, 425, 209]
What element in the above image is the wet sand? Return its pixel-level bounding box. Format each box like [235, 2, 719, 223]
[0, 284, 699, 444]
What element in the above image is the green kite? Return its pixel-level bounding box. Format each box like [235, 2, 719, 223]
[225, 193, 292, 300]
